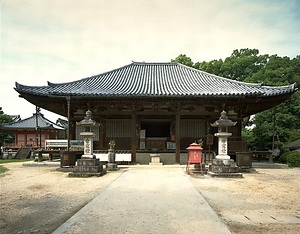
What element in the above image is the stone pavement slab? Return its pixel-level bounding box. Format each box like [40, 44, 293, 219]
[53, 167, 231, 234]
[224, 212, 300, 224]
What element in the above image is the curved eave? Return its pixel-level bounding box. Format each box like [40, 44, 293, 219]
[46, 87, 296, 98]
[14, 62, 298, 99]
[260, 83, 297, 96]
[15, 82, 51, 97]
[0, 125, 64, 131]
[16, 89, 296, 99]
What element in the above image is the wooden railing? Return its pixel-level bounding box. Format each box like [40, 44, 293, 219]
[45, 139, 84, 151]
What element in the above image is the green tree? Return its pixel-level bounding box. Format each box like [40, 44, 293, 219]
[195, 59, 224, 76]
[0, 108, 13, 146]
[246, 91, 300, 150]
[172, 49, 300, 150]
[244, 55, 300, 86]
[171, 54, 194, 67]
[220, 48, 265, 80]
[242, 55, 300, 150]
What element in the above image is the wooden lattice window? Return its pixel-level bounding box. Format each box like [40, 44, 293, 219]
[180, 120, 206, 138]
[106, 120, 131, 137]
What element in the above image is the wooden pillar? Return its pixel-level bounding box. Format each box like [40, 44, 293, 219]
[66, 96, 71, 151]
[71, 120, 76, 140]
[237, 119, 242, 137]
[99, 117, 105, 149]
[15, 132, 20, 147]
[175, 112, 181, 164]
[131, 113, 137, 163]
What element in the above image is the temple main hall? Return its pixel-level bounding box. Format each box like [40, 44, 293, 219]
[15, 62, 297, 164]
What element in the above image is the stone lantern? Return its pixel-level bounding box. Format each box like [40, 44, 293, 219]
[209, 110, 242, 177]
[210, 110, 237, 162]
[69, 110, 105, 177]
[76, 110, 99, 158]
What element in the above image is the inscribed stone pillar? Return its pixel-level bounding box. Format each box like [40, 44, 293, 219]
[81, 132, 94, 158]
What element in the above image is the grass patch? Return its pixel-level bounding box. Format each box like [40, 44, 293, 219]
[0, 165, 9, 175]
[0, 159, 34, 164]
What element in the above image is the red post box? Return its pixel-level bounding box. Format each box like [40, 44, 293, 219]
[186, 142, 204, 174]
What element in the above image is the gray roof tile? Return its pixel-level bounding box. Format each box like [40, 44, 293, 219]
[15, 62, 297, 98]
[1, 113, 64, 130]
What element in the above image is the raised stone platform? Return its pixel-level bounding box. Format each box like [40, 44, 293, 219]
[69, 158, 106, 177]
[149, 162, 164, 166]
[208, 158, 243, 178]
[106, 163, 119, 171]
[208, 172, 243, 178]
[149, 154, 163, 166]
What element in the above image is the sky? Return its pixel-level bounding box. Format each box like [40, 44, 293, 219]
[1, 0, 299, 123]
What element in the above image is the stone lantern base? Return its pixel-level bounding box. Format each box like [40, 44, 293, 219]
[69, 158, 106, 177]
[208, 159, 242, 178]
[106, 149, 119, 171]
[106, 163, 119, 171]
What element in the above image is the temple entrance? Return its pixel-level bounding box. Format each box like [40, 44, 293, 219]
[141, 120, 170, 138]
[139, 120, 172, 151]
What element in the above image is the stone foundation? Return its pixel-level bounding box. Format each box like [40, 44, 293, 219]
[69, 158, 106, 177]
[106, 163, 119, 171]
[208, 159, 242, 178]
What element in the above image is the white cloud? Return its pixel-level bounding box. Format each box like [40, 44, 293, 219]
[1, 0, 299, 122]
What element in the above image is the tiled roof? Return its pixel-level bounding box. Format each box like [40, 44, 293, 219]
[15, 62, 297, 98]
[0, 113, 64, 130]
[282, 139, 300, 150]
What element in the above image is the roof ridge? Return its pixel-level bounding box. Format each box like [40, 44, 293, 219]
[132, 61, 176, 65]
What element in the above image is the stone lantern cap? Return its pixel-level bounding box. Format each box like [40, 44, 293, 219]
[210, 110, 236, 132]
[76, 110, 99, 127]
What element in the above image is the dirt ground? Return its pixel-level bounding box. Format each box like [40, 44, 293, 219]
[1, 162, 299, 234]
[190, 167, 300, 234]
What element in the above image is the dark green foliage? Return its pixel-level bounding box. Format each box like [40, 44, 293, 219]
[0, 108, 14, 145]
[0, 107, 13, 124]
[0, 165, 9, 175]
[246, 91, 300, 150]
[244, 55, 300, 86]
[172, 49, 300, 151]
[279, 151, 300, 167]
[0, 159, 33, 164]
[171, 54, 194, 67]
[279, 152, 288, 164]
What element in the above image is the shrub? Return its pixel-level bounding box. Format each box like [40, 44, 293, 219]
[279, 152, 289, 163]
[279, 151, 300, 167]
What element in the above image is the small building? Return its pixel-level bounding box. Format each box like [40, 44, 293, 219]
[0, 112, 65, 149]
[14, 62, 297, 164]
[282, 139, 300, 152]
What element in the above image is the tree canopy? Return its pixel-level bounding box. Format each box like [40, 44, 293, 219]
[172, 49, 300, 150]
[0, 107, 14, 146]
